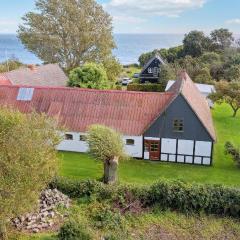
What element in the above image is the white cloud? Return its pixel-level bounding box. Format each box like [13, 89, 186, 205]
[104, 0, 206, 18]
[226, 19, 240, 25]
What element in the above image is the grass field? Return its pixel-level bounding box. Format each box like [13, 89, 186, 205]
[59, 103, 240, 187]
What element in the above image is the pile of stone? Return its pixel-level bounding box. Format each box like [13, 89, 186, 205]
[12, 189, 70, 233]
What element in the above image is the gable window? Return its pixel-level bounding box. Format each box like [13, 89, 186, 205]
[65, 134, 73, 140]
[79, 135, 87, 142]
[126, 139, 135, 145]
[148, 67, 152, 73]
[173, 119, 184, 132]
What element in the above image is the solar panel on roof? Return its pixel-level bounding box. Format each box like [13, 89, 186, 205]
[17, 88, 34, 101]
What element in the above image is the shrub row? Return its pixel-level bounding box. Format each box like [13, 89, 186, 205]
[225, 141, 240, 166]
[50, 177, 240, 218]
[127, 83, 165, 92]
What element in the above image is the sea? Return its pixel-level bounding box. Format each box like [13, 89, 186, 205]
[0, 34, 184, 65]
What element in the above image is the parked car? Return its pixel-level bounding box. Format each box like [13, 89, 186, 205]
[133, 73, 140, 78]
[122, 78, 132, 86]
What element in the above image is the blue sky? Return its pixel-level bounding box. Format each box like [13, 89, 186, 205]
[0, 0, 240, 34]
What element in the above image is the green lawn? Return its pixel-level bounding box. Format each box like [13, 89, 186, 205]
[59, 103, 240, 187]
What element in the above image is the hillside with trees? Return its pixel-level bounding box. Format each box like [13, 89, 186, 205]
[138, 29, 240, 84]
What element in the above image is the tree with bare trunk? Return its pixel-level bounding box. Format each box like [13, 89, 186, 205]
[210, 81, 240, 117]
[87, 125, 126, 184]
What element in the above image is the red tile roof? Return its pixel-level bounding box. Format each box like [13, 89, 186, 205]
[0, 86, 175, 136]
[0, 64, 68, 86]
[0, 74, 12, 85]
[168, 71, 216, 141]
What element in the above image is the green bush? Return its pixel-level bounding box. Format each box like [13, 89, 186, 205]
[58, 219, 92, 240]
[127, 83, 165, 92]
[88, 203, 123, 230]
[225, 141, 240, 166]
[49, 177, 102, 198]
[50, 177, 240, 218]
[147, 180, 240, 217]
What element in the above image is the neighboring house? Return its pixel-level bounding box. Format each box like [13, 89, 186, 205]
[139, 55, 165, 83]
[165, 80, 216, 108]
[0, 71, 216, 165]
[0, 64, 68, 86]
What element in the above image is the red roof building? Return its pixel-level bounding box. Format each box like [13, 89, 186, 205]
[0, 64, 68, 87]
[0, 71, 216, 165]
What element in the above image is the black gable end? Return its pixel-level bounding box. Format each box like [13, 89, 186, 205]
[140, 56, 165, 83]
[144, 94, 213, 141]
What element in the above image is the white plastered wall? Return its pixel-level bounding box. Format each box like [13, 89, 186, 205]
[57, 132, 143, 158]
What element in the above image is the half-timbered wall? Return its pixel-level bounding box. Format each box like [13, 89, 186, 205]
[144, 94, 214, 165]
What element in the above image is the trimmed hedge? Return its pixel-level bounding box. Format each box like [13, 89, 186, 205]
[50, 177, 240, 218]
[127, 83, 165, 92]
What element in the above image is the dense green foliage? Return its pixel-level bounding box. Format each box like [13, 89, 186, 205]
[138, 28, 239, 84]
[210, 81, 240, 117]
[68, 63, 110, 89]
[0, 108, 61, 239]
[87, 125, 125, 184]
[0, 59, 24, 73]
[225, 142, 240, 166]
[127, 83, 165, 92]
[87, 125, 125, 162]
[58, 218, 92, 240]
[50, 177, 240, 218]
[18, 0, 116, 71]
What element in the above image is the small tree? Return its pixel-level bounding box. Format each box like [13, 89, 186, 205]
[210, 81, 240, 117]
[0, 108, 61, 239]
[183, 30, 212, 57]
[87, 125, 125, 184]
[68, 63, 110, 89]
[211, 28, 234, 51]
[194, 67, 213, 84]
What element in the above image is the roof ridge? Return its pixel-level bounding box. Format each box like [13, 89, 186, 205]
[0, 84, 175, 96]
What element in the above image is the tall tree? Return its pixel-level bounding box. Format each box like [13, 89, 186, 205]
[87, 125, 125, 184]
[183, 30, 212, 57]
[0, 108, 61, 239]
[211, 28, 234, 51]
[210, 81, 240, 117]
[18, 0, 115, 70]
[68, 63, 110, 89]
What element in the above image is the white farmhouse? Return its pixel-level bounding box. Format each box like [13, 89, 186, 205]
[0, 71, 216, 165]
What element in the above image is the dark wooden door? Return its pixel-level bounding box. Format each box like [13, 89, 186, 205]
[145, 140, 160, 160]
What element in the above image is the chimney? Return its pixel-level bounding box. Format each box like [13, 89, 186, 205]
[27, 64, 37, 71]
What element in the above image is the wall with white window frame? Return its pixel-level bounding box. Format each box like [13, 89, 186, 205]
[57, 132, 89, 152]
[57, 132, 143, 158]
[160, 138, 213, 165]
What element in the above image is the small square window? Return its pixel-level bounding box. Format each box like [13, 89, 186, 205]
[65, 134, 73, 140]
[79, 135, 87, 141]
[173, 119, 184, 132]
[126, 139, 135, 145]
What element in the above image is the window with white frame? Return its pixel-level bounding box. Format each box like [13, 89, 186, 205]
[65, 134, 73, 140]
[148, 67, 152, 73]
[126, 139, 135, 145]
[79, 135, 87, 142]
